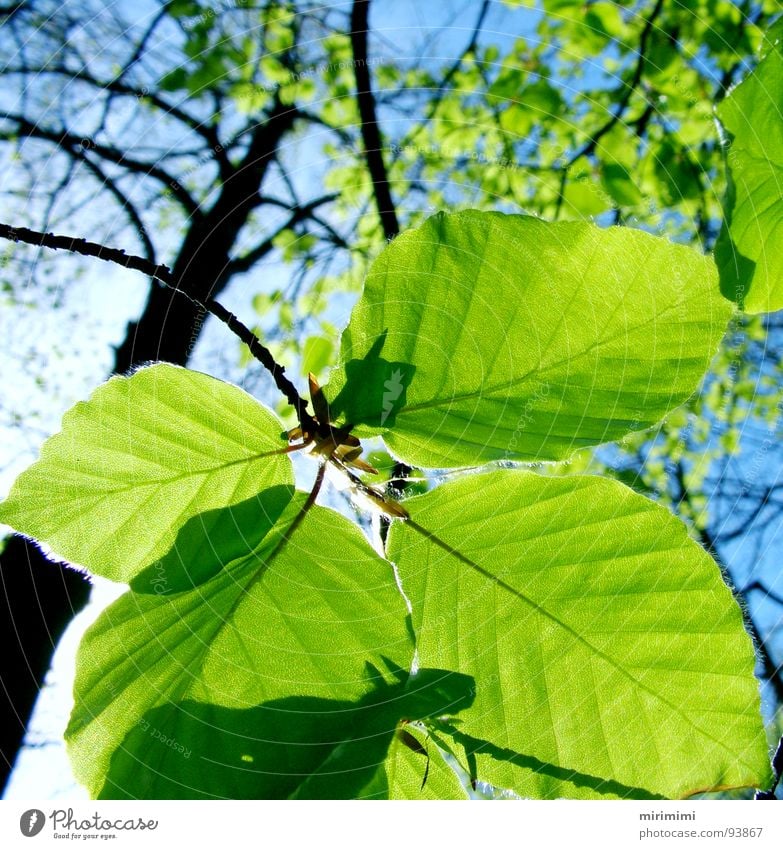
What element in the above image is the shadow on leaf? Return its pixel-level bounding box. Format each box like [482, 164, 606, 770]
[130, 485, 295, 595]
[714, 176, 757, 309]
[98, 666, 475, 800]
[447, 727, 666, 800]
[327, 332, 415, 430]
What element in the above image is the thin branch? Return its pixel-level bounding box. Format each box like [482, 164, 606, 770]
[227, 193, 338, 276]
[0, 221, 316, 433]
[743, 580, 783, 610]
[438, 0, 491, 94]
[0, 114, 201, 217]
[756, 736, 783, 799]
[393, 0, 490, 155]
[10, 65, 229, 172]
[76, 154, 156, 264]
[699, 525, 783, 707]
[350, 0, 399, 241]
[0, 2, 24, 17]
[350, 0, 412, 501]
[671, 461, 783, 707]
[565, 0, 664, 167]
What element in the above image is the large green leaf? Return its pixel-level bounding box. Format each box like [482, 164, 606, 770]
[387, 470, 770, 799]
[385, 725, 469, 799]
[66, 489, 473, 799]
[325, 211, 732, 468]
[0, 364, 293, 582]
[715, 40, 783, 313]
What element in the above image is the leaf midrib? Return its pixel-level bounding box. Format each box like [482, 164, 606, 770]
[405, 518, 757, 772]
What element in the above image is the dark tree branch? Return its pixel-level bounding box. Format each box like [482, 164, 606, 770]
[228, 193, 339, 276]
[76, 154, 156, 264]
[566, 0, 664, 167]
[0, 221, 316, 433]
[0, 2, 24, 18]
[438, 0, 491, 94]
[713, 486, 773, 543]
[0, 538, 90, 783]
[112, 98, 297, 375]
[671, 462, 783, 708]
[93, 6, 169, 137]
[743, 580, 783, 610]
[755, 736, 783, 799]
[8, 65, 229, 173]
[0, 114, 202, 217]
[0, 50, 304, 797]
[390, 0, 490, 158]
[350, 0, 399, 241]
[349, 0, 410, 506]
[700, 525, 783, 707]
[554, 0, 664, 219]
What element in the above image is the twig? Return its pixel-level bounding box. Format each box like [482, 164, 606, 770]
[0, 221, 316, 433]
[743, 580, 783, 610]
[0, 114, 202, 218]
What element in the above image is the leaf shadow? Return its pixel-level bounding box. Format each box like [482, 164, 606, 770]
[447, 727, 666, 800]
[97, 665, 475, 800]
[714, 171, 757, 308]
[130, 485, 295, 595]
[328, 331, 415, 429]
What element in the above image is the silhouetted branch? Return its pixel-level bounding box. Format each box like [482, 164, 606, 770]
[0, 114, 201, 217]
[0, 221, 316, 433]
[7, 65, 228, 171]
[76, 154, 156, 264]
[350, 0, 399, 241]
[743, 580, 783, 610]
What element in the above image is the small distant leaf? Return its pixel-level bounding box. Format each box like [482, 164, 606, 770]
[325, 210, 732, 468]
[301, 335, 334, 378]
[0, 364, 292, 582]
[601, 163, 644, 207]
[715, 40, 783, 313]
[159, 67, 188, 91]
[562, 176, 610, 217]
[167, 0, 200, 19]
[489, 66, 526, 100]
[388, 470, 770, 799]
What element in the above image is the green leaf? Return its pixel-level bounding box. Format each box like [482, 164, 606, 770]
[386, 725, 469, 799]
[517, 79, 563, 118]
[325, 210, 732, 468]
[387, 470, 770, 799]
[291, 668, 475, 800]
[561, 176, 610, 218]
[0, 364, 292, 582]
[301, 335, 334, 378]
[166, 0, 200, 19]
[159, 67, 188, 92]
[489, 66, 526, 101]
[601, 163, 644, 207]
[715, 41, 783, 313]
[66, 492, 439, 799]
